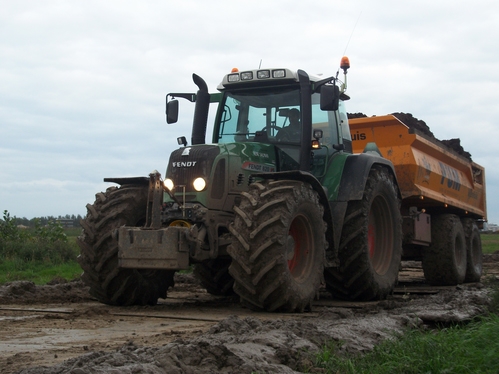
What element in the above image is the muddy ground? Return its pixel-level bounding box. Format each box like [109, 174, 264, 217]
[1, 255, 498, 374]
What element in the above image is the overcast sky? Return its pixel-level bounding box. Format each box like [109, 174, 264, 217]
[1, 0, 498, 224]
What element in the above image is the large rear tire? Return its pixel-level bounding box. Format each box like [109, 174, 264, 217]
[77, 185, 175, 306]
[228, 180, 326, 312]
[422, 214, 467, 286]
[324, 166, 402, 300]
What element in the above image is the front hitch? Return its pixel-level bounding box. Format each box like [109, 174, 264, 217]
[145, 170, 163, 229]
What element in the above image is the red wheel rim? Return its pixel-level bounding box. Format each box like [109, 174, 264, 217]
[287, 215, 314, 282]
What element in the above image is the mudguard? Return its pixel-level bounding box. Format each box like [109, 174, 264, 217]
[337, 153, 400, 202]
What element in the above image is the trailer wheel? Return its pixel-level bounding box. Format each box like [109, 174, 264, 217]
[463, 221, 483, 283]
[422, 214, 467, 285]
[77, 185, 175, 306]
[325, 166, 402, 300]
[228, 180, 326, 312]
[193, 258, 235, 296]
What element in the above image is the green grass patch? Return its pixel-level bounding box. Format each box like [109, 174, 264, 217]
[0, 214, 82, 285]
[0, 260, 82, 285]
[313, 314, 499, 374]
[481, 233, 499, 254]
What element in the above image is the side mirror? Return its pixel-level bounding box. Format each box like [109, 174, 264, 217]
[166, 99, 179, 124]
[320, 85, 339, 111]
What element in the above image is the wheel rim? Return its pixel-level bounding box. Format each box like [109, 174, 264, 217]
[368, 196, 393, 275]
[287, 214, 314, 282]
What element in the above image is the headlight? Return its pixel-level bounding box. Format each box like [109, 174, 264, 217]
[227, 73, 240, 82]
[240, 71, 253, 80]
[164, 178, 174, 191]
[257, 70, 270, 79]
[272, 69, 286, 78]
[193, 177, 206, 191]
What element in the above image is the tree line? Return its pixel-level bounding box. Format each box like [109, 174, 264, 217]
[1, 212, 83, 229]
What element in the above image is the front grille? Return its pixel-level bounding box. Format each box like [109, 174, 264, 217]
[167, 145, 220, 193]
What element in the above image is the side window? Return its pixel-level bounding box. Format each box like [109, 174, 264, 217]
[311, 93, 339, 146]
[338, 100, 351, 142]
[338, 100, 352, 153]
[218, 97, 239, 143]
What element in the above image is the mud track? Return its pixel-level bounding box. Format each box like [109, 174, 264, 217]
[1, 255, 498, 374]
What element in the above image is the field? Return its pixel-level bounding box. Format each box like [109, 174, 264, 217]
[1, 230, 497, 286]
[481, 232, 499, 254]
[0, 227, 82, 284]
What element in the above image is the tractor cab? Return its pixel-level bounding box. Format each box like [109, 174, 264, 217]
[166, 65, 353, 178]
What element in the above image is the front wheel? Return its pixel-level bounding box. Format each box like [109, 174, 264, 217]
[228, 180, 326, 312]
[77, 185, 175, 306]
[324, 166, 402, 300]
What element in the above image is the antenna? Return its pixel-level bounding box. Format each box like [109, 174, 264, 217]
[335, 12, 361, 93]
[343, 11, 362, 56]
[259, 59, 262, 69]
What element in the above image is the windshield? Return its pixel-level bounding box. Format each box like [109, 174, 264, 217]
[213, 87, 346, 173]
[215, 89, 301, 144]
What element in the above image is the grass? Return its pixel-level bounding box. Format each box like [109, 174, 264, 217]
[313, 313, 499, 374]
[0, 260, 82, 285]
[0, 227, 83, 285]
[310, 261, 499, 374]
[481, 233, 499, 254]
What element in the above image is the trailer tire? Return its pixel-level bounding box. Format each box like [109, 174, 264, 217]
[422, 214, 467, 286]
[228, 180, 326, 312]
[193, 259, 235, 296]
[77, 185, 175, 306]
[324, 166, 402, 300]
[461, 218, 482, 283]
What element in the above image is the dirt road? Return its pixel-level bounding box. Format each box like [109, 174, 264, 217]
[1, 255, 498, 374]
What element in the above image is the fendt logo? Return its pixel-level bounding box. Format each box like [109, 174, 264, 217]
[172, 161, 197, 168]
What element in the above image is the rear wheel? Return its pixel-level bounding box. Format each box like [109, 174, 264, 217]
[228, 180, 326, 312]
[422, 214, 467, 285]
[77, 185, 175, 306]
[324, 166, 402, 300]
[461, 218, 483, 283]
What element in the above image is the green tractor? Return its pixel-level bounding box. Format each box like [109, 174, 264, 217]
[78, 58, 402, 312]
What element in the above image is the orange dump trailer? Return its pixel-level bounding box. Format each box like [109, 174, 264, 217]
[349, 115, 486, 285]
[349, 115, 486, 220]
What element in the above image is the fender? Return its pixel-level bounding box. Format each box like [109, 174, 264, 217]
[337, 152, 400, 202]
[104, 177, 149, 186]
[326, 152, 401, 253]
[255, 170, 337, 266]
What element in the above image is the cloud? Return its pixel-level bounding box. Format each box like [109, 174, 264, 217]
[0, 0, 497, 224]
